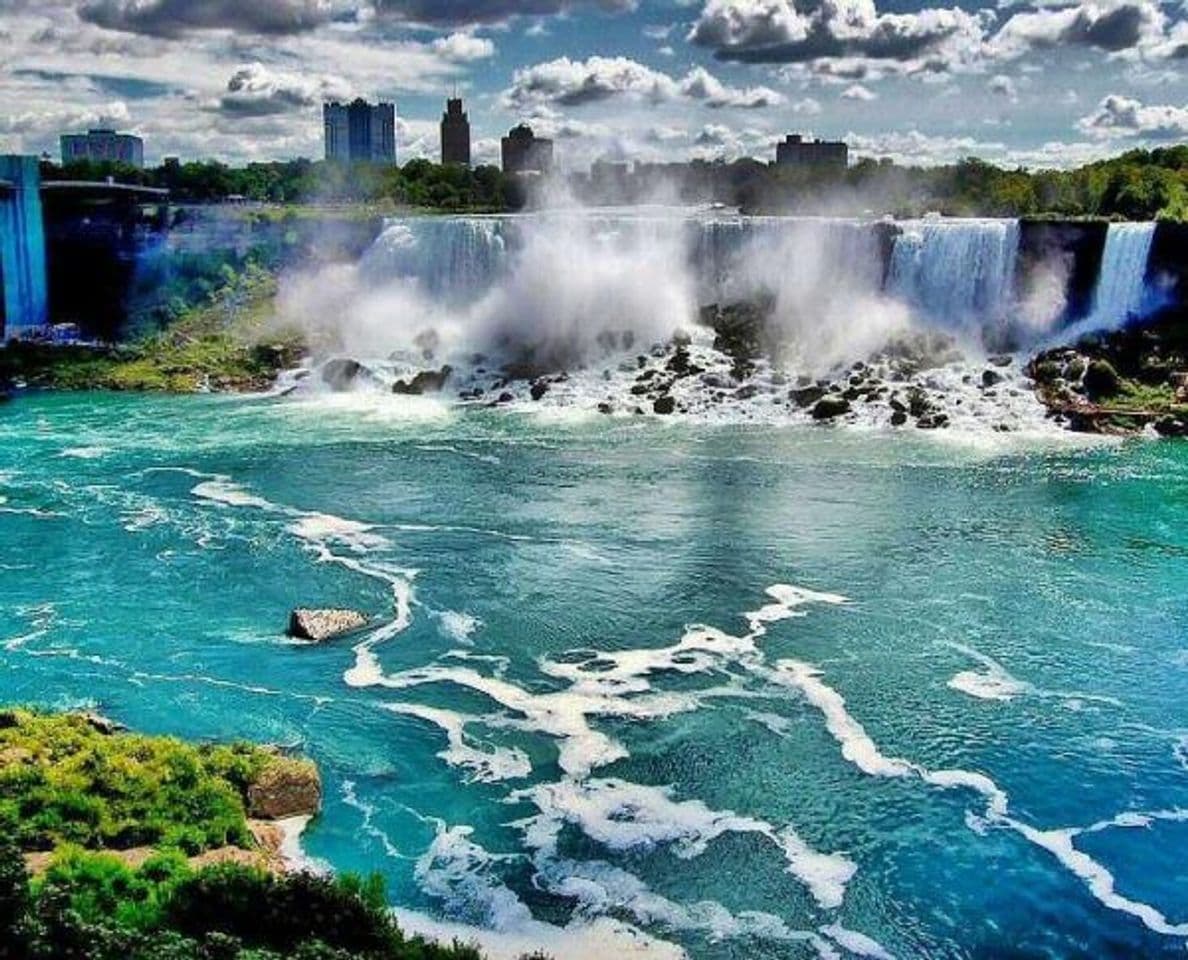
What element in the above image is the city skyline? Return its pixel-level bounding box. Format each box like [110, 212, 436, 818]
[1, 1, 1186, 172]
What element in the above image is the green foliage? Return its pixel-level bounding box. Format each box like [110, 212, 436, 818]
[0, 710, 273, 855]
[39, 158, 512, 212]
[0, 842, 490, 960]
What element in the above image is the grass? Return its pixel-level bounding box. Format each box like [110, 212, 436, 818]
[0, 709, 284, 855]
[2, 268, 304, 393]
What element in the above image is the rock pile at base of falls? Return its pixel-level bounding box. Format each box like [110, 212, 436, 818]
[287, 608, 369, 642]
[1028, 304, 1188, 434]
[381, 299, 1044, 431]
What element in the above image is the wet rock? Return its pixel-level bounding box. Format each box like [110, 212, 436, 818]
[320, 358, 370, 392]
[530, 380, 549, 401]
[889, 395, 908, 414]
[1083, 359, 1120, 400]
[982, 369, 1004, 388]
[989, 354, 1013, 367]
[653, 395, 676, 415]
[597, 402, 614, 415]
[916, 412, 950, 430]
[287, 608, 369, 642]
[1155, 416, 1188, 438]
[496, 392, 514, 404]
[247, 756, 322, 820]
[392, 366, 453, 395]
[79, 711, 127, 736]
[666, 349, 702, 378]
[811, 395, 851, 420]
[890, 410, 908, 427]
[906, 387, 931, 419]
[789, 385, 826, 408]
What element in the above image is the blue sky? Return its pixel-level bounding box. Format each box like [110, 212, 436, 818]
[0, 0, 1185, 169]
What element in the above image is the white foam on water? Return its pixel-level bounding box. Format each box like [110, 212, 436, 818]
[275, 815, 331, 875]
[822, 923, 896, 959]
[943, 641, 1121, 707]
[341, 780, 405, 861]
[434, 610, 482, 644]
[528, 855, 845, 957]
[381, 701, 531, 782]
[58, 446, 110, 459]
[761, 653, 1188, 940]
[415, 443, 501, 465]
[944, 642, 1031, 701]
[191, 478, 277, 510]
[511, 777, 854, 909]
[392, 908, 688, 960]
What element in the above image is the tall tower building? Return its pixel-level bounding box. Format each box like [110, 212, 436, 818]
[440, 98, 471, 167]
[324, 99, 396, 164]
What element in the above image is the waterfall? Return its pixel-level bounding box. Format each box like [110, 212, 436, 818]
[0, 155, 48, 337]
[1085, 222, 1156, 330]
[887, 219, 1019, 331]
[360, 217, 508, 302]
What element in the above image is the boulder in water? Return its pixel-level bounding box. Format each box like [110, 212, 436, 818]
[530, 379, 550, 401]
[320, 358, 371, 392]
[1155, 416, 1188, 438]
[287, 608, 368, 642]
[392, 366, 453, 395]
[982, 369, 1004, 388]
[811, 395, 851, 420]
[890, 410, 908, 427]
[789, 385, 825, 408]
[653, 395, 676, 415]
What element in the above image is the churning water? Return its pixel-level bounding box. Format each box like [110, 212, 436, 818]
[3, 391, 1188, 959]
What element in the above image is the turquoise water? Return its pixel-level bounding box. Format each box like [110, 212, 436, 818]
[3, 391, 1188, 959]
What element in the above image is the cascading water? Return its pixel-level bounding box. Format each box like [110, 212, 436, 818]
[0, 155, 48, 336]
[1086, 222, 1156, 329]
[361, 217, 508, 302]
[887, 219, 1020, 332]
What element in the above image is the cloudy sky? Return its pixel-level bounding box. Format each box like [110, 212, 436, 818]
[0, 0, 1185, 169]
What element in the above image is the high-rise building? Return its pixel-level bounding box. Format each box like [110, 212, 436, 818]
[60, 129, 144, 168]
[501, 124, 553, 175]
[440, 98, 471, 167]
[323, 99, 396, 164]
[775, 134, 848, 169]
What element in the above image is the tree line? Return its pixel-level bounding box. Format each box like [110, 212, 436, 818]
[37, 144, 1188, 220]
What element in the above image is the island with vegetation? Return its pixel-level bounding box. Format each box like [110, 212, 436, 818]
[0, 708, 518, 960]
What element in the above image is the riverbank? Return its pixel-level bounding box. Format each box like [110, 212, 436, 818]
[0, 708, 494, 960]
[1, 271, 303, 393]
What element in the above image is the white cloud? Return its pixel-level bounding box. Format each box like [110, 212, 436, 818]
[502, 56, 785, 110]
[211, 62, 351, 116]
[841, 83, 877, 100]
[688, 0, 989, 72]
[1077, 93, 1188, 138]
[430, 32, 496, 62]
[987, 73, 1018, 100]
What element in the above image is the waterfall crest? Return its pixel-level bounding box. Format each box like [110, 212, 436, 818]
[1087, 222, 1157, 329]
[887, 219, 1020, 331]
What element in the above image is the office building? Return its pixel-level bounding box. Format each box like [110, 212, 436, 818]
[60, 129, 144, 168]
[441, 98, 471, 167]
[501, 124, 553, 175]
[775, 134, 848, 169]
[324, 99, 396, 164]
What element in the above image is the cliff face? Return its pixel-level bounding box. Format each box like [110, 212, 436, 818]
[1149, 222, 1188, 306]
